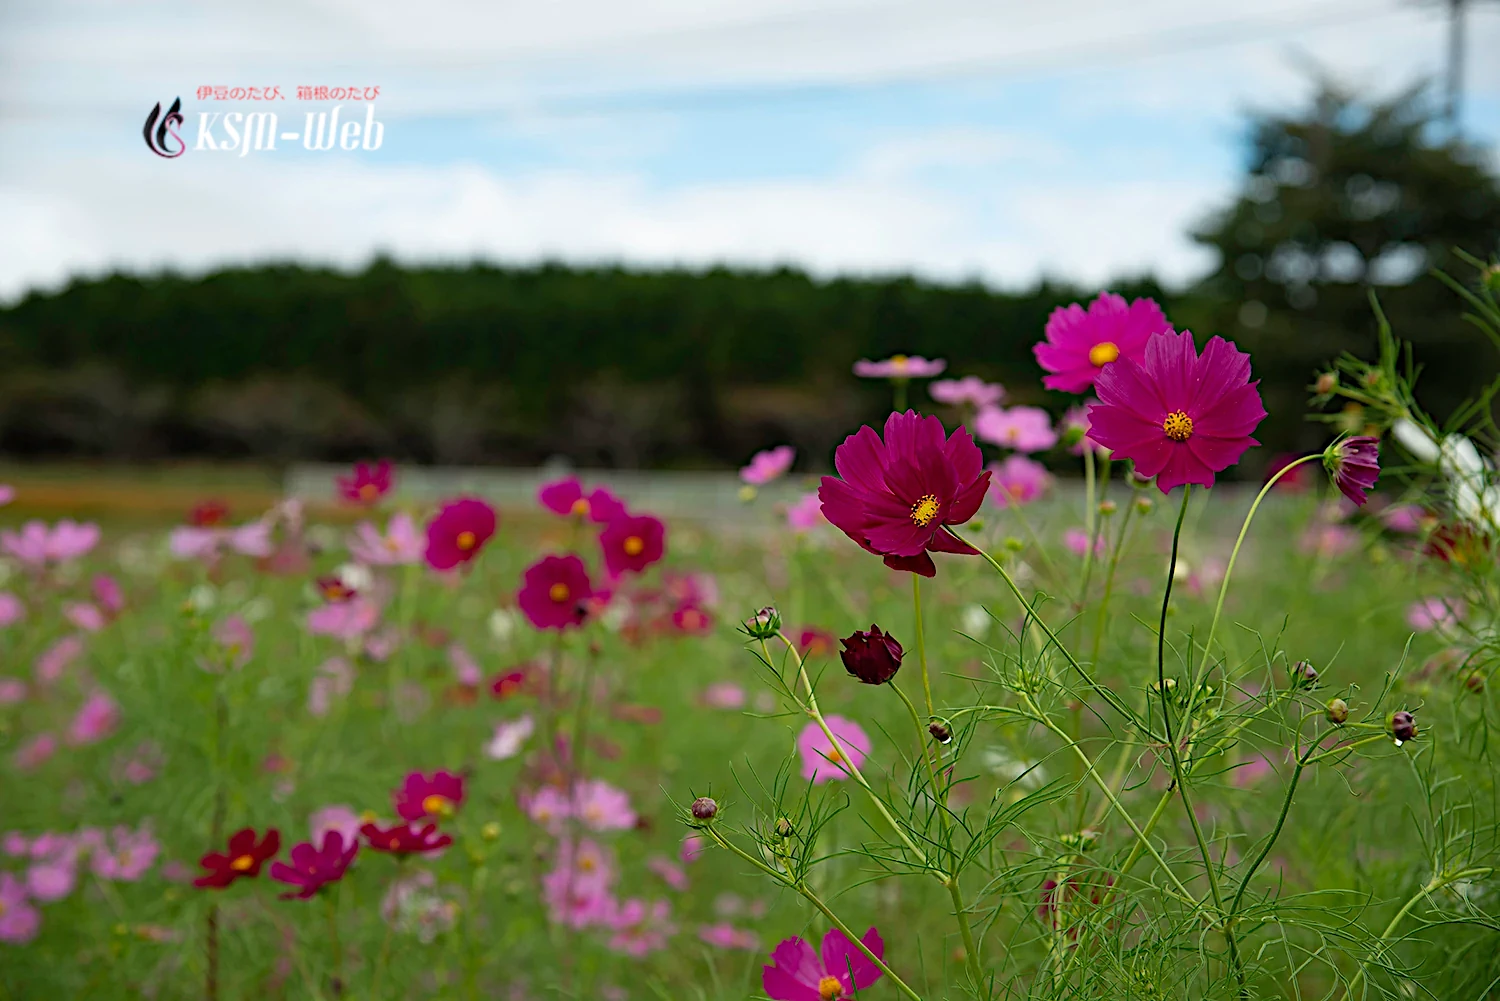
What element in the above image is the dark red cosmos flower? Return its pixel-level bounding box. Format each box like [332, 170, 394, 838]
[394, 770, 465, 822]
[315, 575, 357, 603]
[269, 831, 358, 900]
[1425, 521, 1493, 570]
[840, 625, 904, 685]
[189, 499, 230, 527]
[818, 410, 991, 578]
[490, 668, 528, 699]
[518, 554, 595, 630]
[670, 604, 714, 635]
[336, 460, 394, 505]
[1325, 435, 1380, 506]
[360, 822, 452, 856]
[538, 477, 628, 523]
[796, 627, 838, 659]
[599, 514, 666, 578]
[424, 497, 498, 571]
[193, 827, 281, 889]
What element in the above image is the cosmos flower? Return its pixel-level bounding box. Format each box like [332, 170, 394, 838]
[1, 519, 101, 568]
[336, 460, 394, 505]
[394, 770, 465, 822]
[361, 822, 452, 857]
[853, 355, 946, 379]
[818, 410, 990, 578]
[91, 825, 160, 882]
[523, 786, 574, 833]
[0, 873, 40, 944]
[606, 898, 677, 957]
[762, 927, 885, 1001]
[699, 923, 760, 950]
[424, 498, 497, 571]
[1034, 292, 1172, 393]
[66, 691, 119, 745]
[670, 605, 713, 635]
[270, 831, 358, 900]
[1063, 529, 1106, 558]
[194, 828, 281, 889]
[309, 806, 362, 849]
[599, 514, 666, 577]
[0, 593, 23, 628]
[1407, 597, 1464, 633]
[929, 375, 1004, 409]
[538, 478, 628, 523]
[795, 627, 838, 659]
[797, 716, 870, 784]
[1087, 330, 1266, 494]
[518, 555, 595, 631]
[988, 455, 1051, 507]
[485, 715, 535, 760]
[839, 626, 903, 685]
[348, 513, 424, 565]
[786, 492, 825, 533]
[572, 780, 637, 832]
[1325, 436, 1380, 507]
[490, 667, 528, 699]
[741, 446, 796, 486]
[974, 406, 1058, 453]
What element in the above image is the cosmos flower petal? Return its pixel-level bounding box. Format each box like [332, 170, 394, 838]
[945, 470, 993, 526]
[833, 426, 888, 493]
[883, 551, 936, 576]
[1188, 336, 1254, 413]
[822, 927, 885, 992]
[1188, 435, 1261, 473]
[769, 935, 824, 986]
[762, 965, 822, 1001]
[1155, 446, 1218, 493]
[1193, 383, 1268, 438]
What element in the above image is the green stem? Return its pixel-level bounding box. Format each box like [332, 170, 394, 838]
[893, 379, 908, 413]
[1088, 496, 1137, 666]
[1226, 741, 1317, 921]
[1157, 486, 1243, 992]
[1340, 867, 1493, 999]
[911, 575, 934, 718]
[327, 889, 344, 995]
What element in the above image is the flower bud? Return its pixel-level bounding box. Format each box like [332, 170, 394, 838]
[1134, 496, 1154, 515]
[1315, 371, 1338, 395]
[1290, 660, 1318, 688]
[928, 721, 952, 744]
[1324, 697, 1349, 725]
[481, 821, 501, 840]
[1004, 537, 1024, 552]
[742, 606, 781, 640]
[1098, 499, 1117, 516]
[968, 517, 985, 533]
[1389, 710, 1417, 744]
[737, 484, 757, 503]
[690, 797, 719, 821]
[774, 817, 795, 839]
[839, 625, 903, 685]
[1482, 263, 1500, 294]
[1465, 671, 1484, 693]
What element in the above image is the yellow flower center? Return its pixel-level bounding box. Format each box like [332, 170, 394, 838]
[570, 498, 590, 516]
[579, 854, 596, 871]
[455, 530, 476, 551]
[623, 536, 644, 556]
[819, 976, 845, 1000]
[1162, 410, 1194, 442]
[358, 483, 379, 502]
[909, 494, 940, 526]
[422, 794, 452, 817]
[229, 854, 256, 872]
[824, 747, 844, 766]
[1088, 341, 1120, 367]
[549, 582, 571, 603]
[889, 354, 909, 370]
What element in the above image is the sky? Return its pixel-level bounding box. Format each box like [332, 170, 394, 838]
[1, 0, 1497, 302]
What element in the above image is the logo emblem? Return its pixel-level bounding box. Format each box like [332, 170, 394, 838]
[143, 98, 185, 158]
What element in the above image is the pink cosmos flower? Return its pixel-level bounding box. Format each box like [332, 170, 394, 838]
[1035, 292, 1172, 393]
[307, 597, 381, 641]
[115, 740, 163, 784]
[336, 460, 394, 505]
[599, 514, 666, 577]
[424, 498, 497, 571]
[989, 455, 1051, 507]
[700, 923, 760, 950]
[0, 593, 23, 627]
[741, 446, 796, 486]
[797, 716, 870, 784]
[0, 873, 40, 944]
[14, 733, 57, 771]
[524, 786, 574, 833]
[212, 615, 255, 670]
[542, 838, 617, 927]
[1301, 523, 1357, 559]
[573, 779, 637, 831]
[26, 858, 76, 902]
[348, 513, 424, 565]
[1061, 404, 1104, 456]
[310, 806, 363, 849]
[662, 571, 719, 609]
[1381, 504, 1428, 534]
[519, 554, 595, 630]
[0, 485, 13, 506]
[647, 856, 690, 891]
[34, 635, 84, 684]
[607, 898, 676, 956]
[680, 834, 708, 864]
[762, 927, 885, 1001]
[485, 715, 535, 760]
[64, 603, 106, 632]
[538, 477, 628, 523]
[1408, 597, 1464, 633]
[2, 519, 101, 567]
[447, 644, 482, 688]
[92, 825, 160, 881]
[2, 833, 27, 857]
[786, 492, 824, 533]
[819, 410, 990, 578]
[929, 375, 1004, 409]
[67, 690, 119, 745]
[306, 657, 354, 717]
[0, 678, 25, 705]
[974, 405, 1058, 453]
[1087, 330, 1267, 493]
[702, 681, 746, 710]
[270, 831, 358, 900]
[853, 355, 946, 379]
[1063, 529, 1106, 558]
[395, 770, 465, 822]
[93, 575, 124, 615]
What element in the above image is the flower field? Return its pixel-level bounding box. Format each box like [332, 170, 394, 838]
[4, 282, 1500, 1000]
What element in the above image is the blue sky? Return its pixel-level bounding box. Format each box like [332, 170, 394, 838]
[1, 0, 1496, 301]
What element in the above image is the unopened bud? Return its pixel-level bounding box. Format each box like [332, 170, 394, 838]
[1315, 372, 1338, 395]
[1290, 660, 1319, 688]
[1465, 671, 1484, 693]
[928, 721, 952, 744]
[1324, 697, 1349, 725]
[481, 821, 501, 840]
[774, 817, 795, 839]
[742, 606, 781, 640]
[968, 517, 985, 533]
[1389, 710, 1417, 745]
[737, 484, 757, 503]
[1098, 499, 1117, 516]
[1134, 496, 1154, 515]
[690, 797, 718, 821]
[1004, 537, 1024, 552]
[1482, 263, 1500, 294]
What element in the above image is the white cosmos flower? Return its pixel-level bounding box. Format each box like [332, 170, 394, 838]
[485, 715, 535, 760]
[1391, 418, 1440, 463]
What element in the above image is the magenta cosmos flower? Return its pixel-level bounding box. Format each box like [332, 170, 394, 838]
[763, 926, 885, 1001]
[818, 410, 990, 578]
[270, 831, 358, 900]
[336, 460, 393, 505]
[1326, 435, 1380, 506]
[929, 375, 1004, 409]
[599, 514, 666, 577]
[741, 445, 796, 486]
[853, 355, 946, 379]
[1035, 292, 1173, 393]
[518, 554, 595, 630]
[989, 455, 1051, 507]
[1086, 330, 1266, 494]
[395, 770, 465, 822]
[797, 716, 870, 784]
[975, 405, 1058, 453]
[538, 477, 627, 523]
[424, 497, 497, 570]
